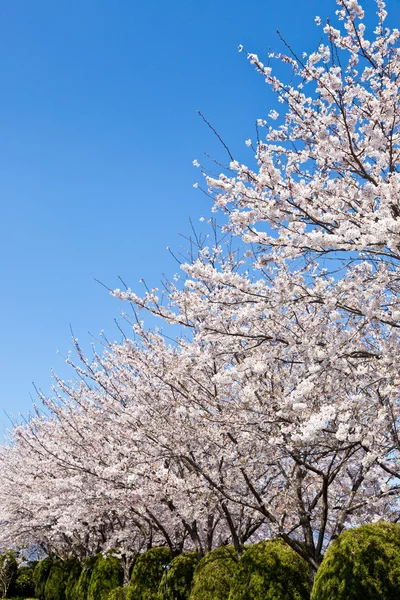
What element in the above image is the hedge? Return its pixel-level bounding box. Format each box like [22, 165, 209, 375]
[70, 556, 99, 600]
[87, 556, 123, 600]
[229, 539, 310, 600]
[127, 547, 172, 600]
[189, 546, 238, 600]
[312, 522, 400, 600]
[157, 552, 198, 600]
[64, 560, 82, 600]
[106, 586, 127, 600]
[44, 559, 81, 600]
[34, 558, 53, 600]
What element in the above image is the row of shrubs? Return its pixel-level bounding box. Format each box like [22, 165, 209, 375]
[6, 521, 400, 600]
[3, 543, 307, 600]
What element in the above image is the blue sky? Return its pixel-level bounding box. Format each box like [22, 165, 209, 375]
[1, 0, 399, 434]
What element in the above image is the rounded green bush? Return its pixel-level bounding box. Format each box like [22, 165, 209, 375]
[87, 556, 123, 600]
[70, 556, 99, 600]
[15, 564, 37, 598]
[189, 546, 239, 600]
[312, 522, 400, 600]
[229, 539, 310, 600]
[127, 547, 172, 600]
[44, 561, 67, 600]
[45, 559, 80, 600]
[34, 558, 53, 600]
[157, 552, 198, 600]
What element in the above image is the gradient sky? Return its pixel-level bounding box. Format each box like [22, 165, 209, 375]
[1, 0, 399, 434]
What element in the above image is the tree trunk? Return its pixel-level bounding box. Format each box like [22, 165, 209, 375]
[309, 563, 317, 591]
[308, 556, 323, 596]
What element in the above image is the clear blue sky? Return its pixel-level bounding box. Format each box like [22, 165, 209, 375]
[1, 0, 399, 433]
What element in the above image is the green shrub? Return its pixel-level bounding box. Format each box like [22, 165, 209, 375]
[15, 564, 36, 598]
[127, 547, 172, 600]
[44, 561, 66, 600]
[87, 556, 123, 600]
[34, 558, 53, 600]
[189, 546, 238, 600]
[229, 539, 310, 600]
[64, 560, 82, 600]
[44, 559, 80, 600]
[311, 522, 400, 600]
[157, 552, 198, 600]
[106, 587, 127, 600]
[70, 556, 99, 600]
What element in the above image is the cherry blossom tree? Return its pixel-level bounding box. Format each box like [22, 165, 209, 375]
[110, 266, 398, 581]
[0, 344, 249, 566]
[1, 0, 400, 593]
[109, 0, 400, 584]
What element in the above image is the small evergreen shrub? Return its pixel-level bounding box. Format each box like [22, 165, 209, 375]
[189, 546, 238, 600]
[70, 556, 99, 600]
[64, 560, 82, 600]
[127, 547, 172, 600]
[157, 552, 198, 600]
[229, 539, 310, 600]
[34, 558, 53, 600]
[311, 522, 400, 600]
[44, 561, 66, 600]
[87, 556, 123, 600]
[44, 559, 79, 600]
[15, 564, 36, 598]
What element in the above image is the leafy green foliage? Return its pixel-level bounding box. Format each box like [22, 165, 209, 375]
[311, 522, 400, 600]
[44, 561, 66, 600]
[64, 560, 82, 600]
[106, 587, 127, 600]
[126, 547, 171, 600]
[0, 551, 19, 599]
[189, 546, 238, 600]
[33, 558, 53, 600]
[44, 559, 80, 600]
[70, 556, 99, 600]
[87, 556, 123, 600]
[14, 564, 37, 598]
[229, 539, 310, 600]
[157, 552, 197, 600]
